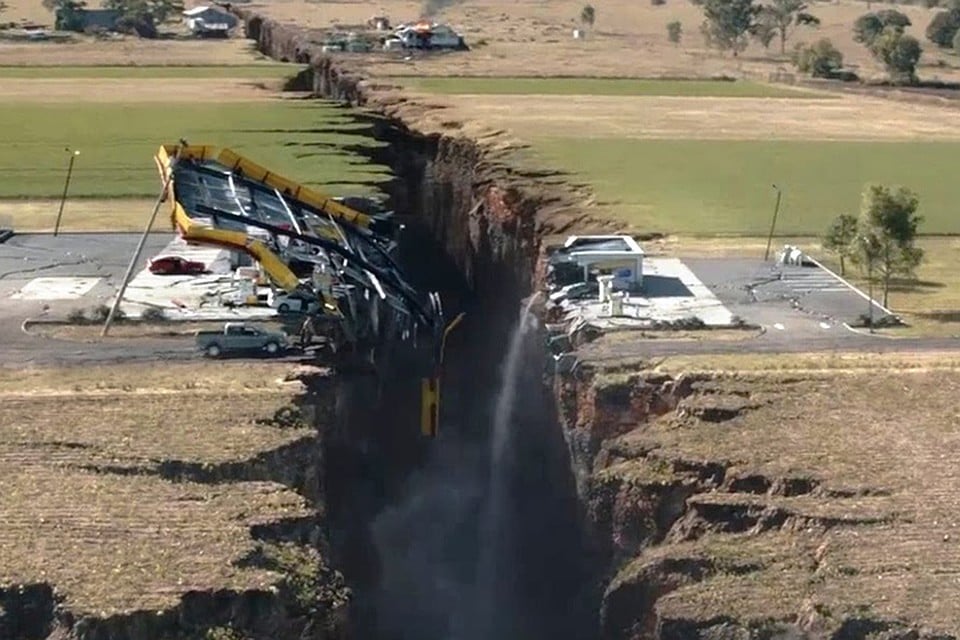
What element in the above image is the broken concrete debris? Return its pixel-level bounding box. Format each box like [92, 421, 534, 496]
[320, 18, 467, 53]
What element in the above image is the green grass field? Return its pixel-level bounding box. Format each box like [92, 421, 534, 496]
[390, 76, 821, 98]
[0, 101, 390, 198]
[531, 138, 960, 235]
[0, 65, 306, 79]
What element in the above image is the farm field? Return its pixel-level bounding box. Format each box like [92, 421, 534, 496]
[0, 64, 306, 78]
[0, 101, 390, 199]
[531, 138, 960, 235]
[0, 361, 323, 617]
[392, 76, 819, 98]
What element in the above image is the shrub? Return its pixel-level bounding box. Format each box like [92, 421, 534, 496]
[872, 29, 922, 83]
[792, 38, 844, 77]
[953, 28, 960, 51]
[140, 307, 166, 323]
[651, 0, 666, 5]
[926, 8, 960, 47]
[667, 20, 682, 44]
[92, 304, 125, 323]
[66, 308, 87, 324]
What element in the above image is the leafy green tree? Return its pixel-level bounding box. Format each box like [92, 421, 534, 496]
[580, 4, 595, 29]
[103, 0, 183, 37]
[822, 213, 859, 276]
[853, 9, 910, 47]
[871, 28, 922, 84]
[926, 7, 960, 47]
[700, 0, 760, 56]
[759, 0, 820, 55]
[752, 13, 777, 50]
[856, 184, 924, 308]
[42, 0, 87, 31]
[667, 20, 682, 45]
[791, 38, 843, 77]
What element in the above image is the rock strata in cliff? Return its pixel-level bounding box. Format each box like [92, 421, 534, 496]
[560, 350, 960, 639]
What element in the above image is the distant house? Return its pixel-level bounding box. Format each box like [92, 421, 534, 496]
[55, 8, 121, 32]
[182, 6, 238, 37]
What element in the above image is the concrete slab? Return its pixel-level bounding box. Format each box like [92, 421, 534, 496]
[551, 257, 736, 330]
[11, 276, 101, 300]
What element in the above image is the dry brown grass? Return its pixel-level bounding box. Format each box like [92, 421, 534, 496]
[0, 77, 288, 103]
[0, 361, 314, 614]
[0, 199, 157, 232]
[245, 0, 960, 82]
[604, 370, 960, 632]
[0, 37, 267, 66]
[428, 92, 960, 142]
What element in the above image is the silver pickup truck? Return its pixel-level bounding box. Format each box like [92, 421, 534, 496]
[195, 323, 288, 358]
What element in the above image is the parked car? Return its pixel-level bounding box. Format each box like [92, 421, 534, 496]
[149, 255, 207, 275]
[195, 323, 288, 358]
[268, 290, 320, 314]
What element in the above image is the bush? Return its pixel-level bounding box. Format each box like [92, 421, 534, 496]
[66, 308, 87, 324]
[140, 307, 166, 323]
[926, 8, 960, 47]
[92, 304, 125, 323]
[667, 20, 682, 44]
[792, 38, 844, 78]
[872, 29, 922, 83]
[651, 0, 665, 5]
[953, 28, 960, 51]
[854, 10, 910, 46]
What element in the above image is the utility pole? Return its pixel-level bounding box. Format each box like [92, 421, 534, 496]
[102, 143, 182, 337]
[764, 184, 782, 262]
[54, 148, 80, 237]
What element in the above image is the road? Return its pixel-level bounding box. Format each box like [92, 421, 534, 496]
[0, 232, 956, 369]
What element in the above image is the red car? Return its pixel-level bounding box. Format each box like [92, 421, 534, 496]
[148, 256, 207, 276]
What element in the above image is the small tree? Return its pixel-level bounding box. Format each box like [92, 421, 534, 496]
[700, 0, 760, 56]
[823, 213, 859, 276]
[853, 9, 910, 47]
[926, 7, 960, 48]
[760, 0, 820, 55]
[752, 14, 778, 50]
[580, 4, 595, 29]
[857, 184, 924, 309]
[871, 28, 922, 84]
[667, 20, 683, 45]
[792, 38, 843, 77]
[43, 0, 87, 31]
[102, 0, 184, 37]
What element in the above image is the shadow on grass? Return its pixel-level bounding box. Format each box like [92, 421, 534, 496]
[912, 310, 960, 323]
[886, 277, 946, 293]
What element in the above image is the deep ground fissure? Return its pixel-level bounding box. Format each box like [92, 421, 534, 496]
[320, 115, 602, 640]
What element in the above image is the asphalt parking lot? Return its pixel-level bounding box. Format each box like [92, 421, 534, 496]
[683, 257, 890, 339]
[0, 233, 171, 319]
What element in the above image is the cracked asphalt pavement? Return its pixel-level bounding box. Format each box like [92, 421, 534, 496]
[0, 232, 196, 367]
[0, 233, 957, 369]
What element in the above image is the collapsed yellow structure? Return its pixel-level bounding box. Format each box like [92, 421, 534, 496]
[155, 143, 461, 436]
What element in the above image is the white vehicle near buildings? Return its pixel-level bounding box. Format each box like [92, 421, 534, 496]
[268, 290, 320, 314]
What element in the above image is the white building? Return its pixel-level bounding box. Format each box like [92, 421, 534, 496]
[182, 6, 238, 37]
